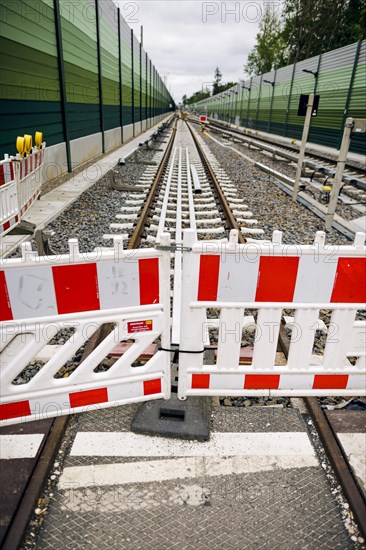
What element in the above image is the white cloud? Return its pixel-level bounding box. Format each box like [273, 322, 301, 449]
[114, 1, 268, 102]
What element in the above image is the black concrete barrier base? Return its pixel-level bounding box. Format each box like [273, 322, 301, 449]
[131, 394, 211, 441]
[8, 220, 35, 235]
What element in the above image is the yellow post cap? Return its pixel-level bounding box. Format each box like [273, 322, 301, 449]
[24, 134, 32, 154]
[35, 131, 43, 149]
[16, 136, 25, 157]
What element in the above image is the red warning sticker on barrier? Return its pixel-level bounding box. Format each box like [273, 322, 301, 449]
[127, 320, 153, 333]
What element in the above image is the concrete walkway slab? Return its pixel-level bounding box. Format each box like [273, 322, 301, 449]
[32, 406, 353, 550]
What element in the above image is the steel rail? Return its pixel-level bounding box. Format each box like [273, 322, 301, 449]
[1, 323, 112, 550]
[128, 119, 177, 249]
[2, 118, 178, 549]
[185, 121, 246, 244]
[278, 324, 366, 539]
[204, 117, 366, 176]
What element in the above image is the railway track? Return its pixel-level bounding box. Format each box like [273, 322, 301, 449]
[1, 115, 365, 547]
[205, 117, 366, 195]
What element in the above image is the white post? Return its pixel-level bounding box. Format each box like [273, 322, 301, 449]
[325, 117, 353, 230]
[292, 93, 314, 201]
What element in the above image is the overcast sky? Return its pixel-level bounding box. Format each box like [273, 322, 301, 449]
[114, 1, 278, 102]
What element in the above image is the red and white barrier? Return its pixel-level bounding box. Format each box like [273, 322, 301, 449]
[178, 229, 366, 398]
[0, 235, 171, 426]
[0, 145, 45, 237]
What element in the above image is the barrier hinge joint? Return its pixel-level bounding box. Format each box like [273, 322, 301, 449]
[155, 244, 192, 252]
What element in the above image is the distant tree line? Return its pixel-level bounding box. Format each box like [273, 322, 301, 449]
[245, 0, 366, 76]
[182, 68, 236, 105]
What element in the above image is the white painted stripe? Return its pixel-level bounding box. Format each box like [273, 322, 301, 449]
[107, 380, 143, 401]
[347, 374, 366, 390]
[60, 483, 213, 512]
[217, 254, 259, 302]
[5, 265, 57, 319]
[209, 373, 244, 390]
[70, 431, 317, 457]
[0, 434, 44, 459]
[97, 258, 140, 309]
[337, 433, 366, 491]
[293, 255, 337, 303]
[59, 453, 318, 489]
[279, 374, 315, 390]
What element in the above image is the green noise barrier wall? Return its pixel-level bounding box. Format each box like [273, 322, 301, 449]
[0, 0, 174, 165]
[192, 40, 366, 155]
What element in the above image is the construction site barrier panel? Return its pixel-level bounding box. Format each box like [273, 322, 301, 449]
[0, 234, 171, 426]
[0, 145, 45, 237]
[178, 229, 366, 399]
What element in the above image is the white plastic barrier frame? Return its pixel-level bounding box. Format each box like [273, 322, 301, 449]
[178, 229, 366, 399]
[0, 144, 45, 237]
[0, 234, 171, 426]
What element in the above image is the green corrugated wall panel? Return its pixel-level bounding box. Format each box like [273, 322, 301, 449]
[100, 2, 119, 131]
[141, 49, 146, 110]
[194, 40, 365, 153]
[60, 1, 100, 138]
[0, 38, 61, 101]
[348, 41, 366, 118]
[0, 0, 173, 157]
[61, 12, 98, 74]
[312, 67, 352, 130]
[287, 76, 314, 125]
[133, 35, 140, 108]
[0, 0, 63, 157]
[1, 0, 57, 54]
[120, 19, 132, 110]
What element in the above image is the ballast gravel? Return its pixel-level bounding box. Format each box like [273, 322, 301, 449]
[203, 134, 351, 246]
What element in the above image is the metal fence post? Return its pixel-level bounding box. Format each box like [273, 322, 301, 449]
[95, 0, 105, 153]
[284, 62, 296, 137]
[139, 35, 142, 129]
[255, 75, 263, 128]
[245, 77, 252, 127]
[145, 52, 148, 124]
[325, 118, 354, 229]
[131, 29, 135, 136]
[117, 8, 124, 143]
[53, 0, 72, 172]
[338, 41, 361, 149]
[292, 93, 314, 201]
[267, 70, 276, 133]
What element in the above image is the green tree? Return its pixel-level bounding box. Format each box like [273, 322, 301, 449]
[212, 67, 223, 95]
[185, 90, 210, 105]
[244, 5, 284, 76]
[244, 0, 366, 73]
[281, 0, 366, 64]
